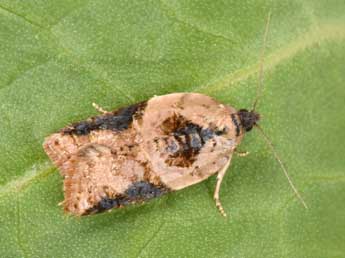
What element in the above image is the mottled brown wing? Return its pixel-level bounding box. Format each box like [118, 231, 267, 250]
[62, 143, 116, 215]
[43, 100, 148, 175]
[43, 129, 145, 215]
[62, 142, 152, 215]
[43, 132, 82, 176]
[137, 93, 241, 191]
[44, 122, 168, 215]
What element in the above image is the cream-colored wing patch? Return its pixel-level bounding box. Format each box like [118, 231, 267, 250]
[166, 152, 233, 191]
[137, 93, 239, 191]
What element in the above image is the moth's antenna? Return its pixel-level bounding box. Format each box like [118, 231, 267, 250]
[252, 11, 271, 111]
[255, 124, 308, 209]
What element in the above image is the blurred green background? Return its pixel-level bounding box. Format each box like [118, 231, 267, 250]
[0, 0, 344, 257]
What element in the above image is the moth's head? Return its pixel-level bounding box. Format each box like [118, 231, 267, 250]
[237, 109, 260, 132]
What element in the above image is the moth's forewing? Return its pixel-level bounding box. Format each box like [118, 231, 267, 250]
[43, 93, 243, 215]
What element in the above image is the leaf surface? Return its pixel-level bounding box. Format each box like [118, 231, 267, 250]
[0, 1, 345, 257]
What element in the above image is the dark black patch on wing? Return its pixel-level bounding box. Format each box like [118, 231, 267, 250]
[62, 101, 147, 135]
[125, 181, 168, 200]
[162, 114, 227, 167]
[84, 181, 169, 215]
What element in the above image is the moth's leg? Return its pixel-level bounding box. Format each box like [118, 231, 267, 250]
[235, 149, 249, 157]
[213, 157, 232, 217]
[92, 102, 110, 114]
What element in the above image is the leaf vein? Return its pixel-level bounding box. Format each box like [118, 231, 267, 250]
[159, 0, 235, 44]
[136, 221, 166, 258]
[0, 3, 44, 29]
[194, 22, 345, 93]
[46, 31, 136, 102]
[0, 59, 52, 91]
[0, 162, 55, 197]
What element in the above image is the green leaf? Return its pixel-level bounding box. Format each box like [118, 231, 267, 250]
[1, 1, 344, 257]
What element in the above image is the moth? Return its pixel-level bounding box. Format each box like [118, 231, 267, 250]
[43, 13, 307, 217]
